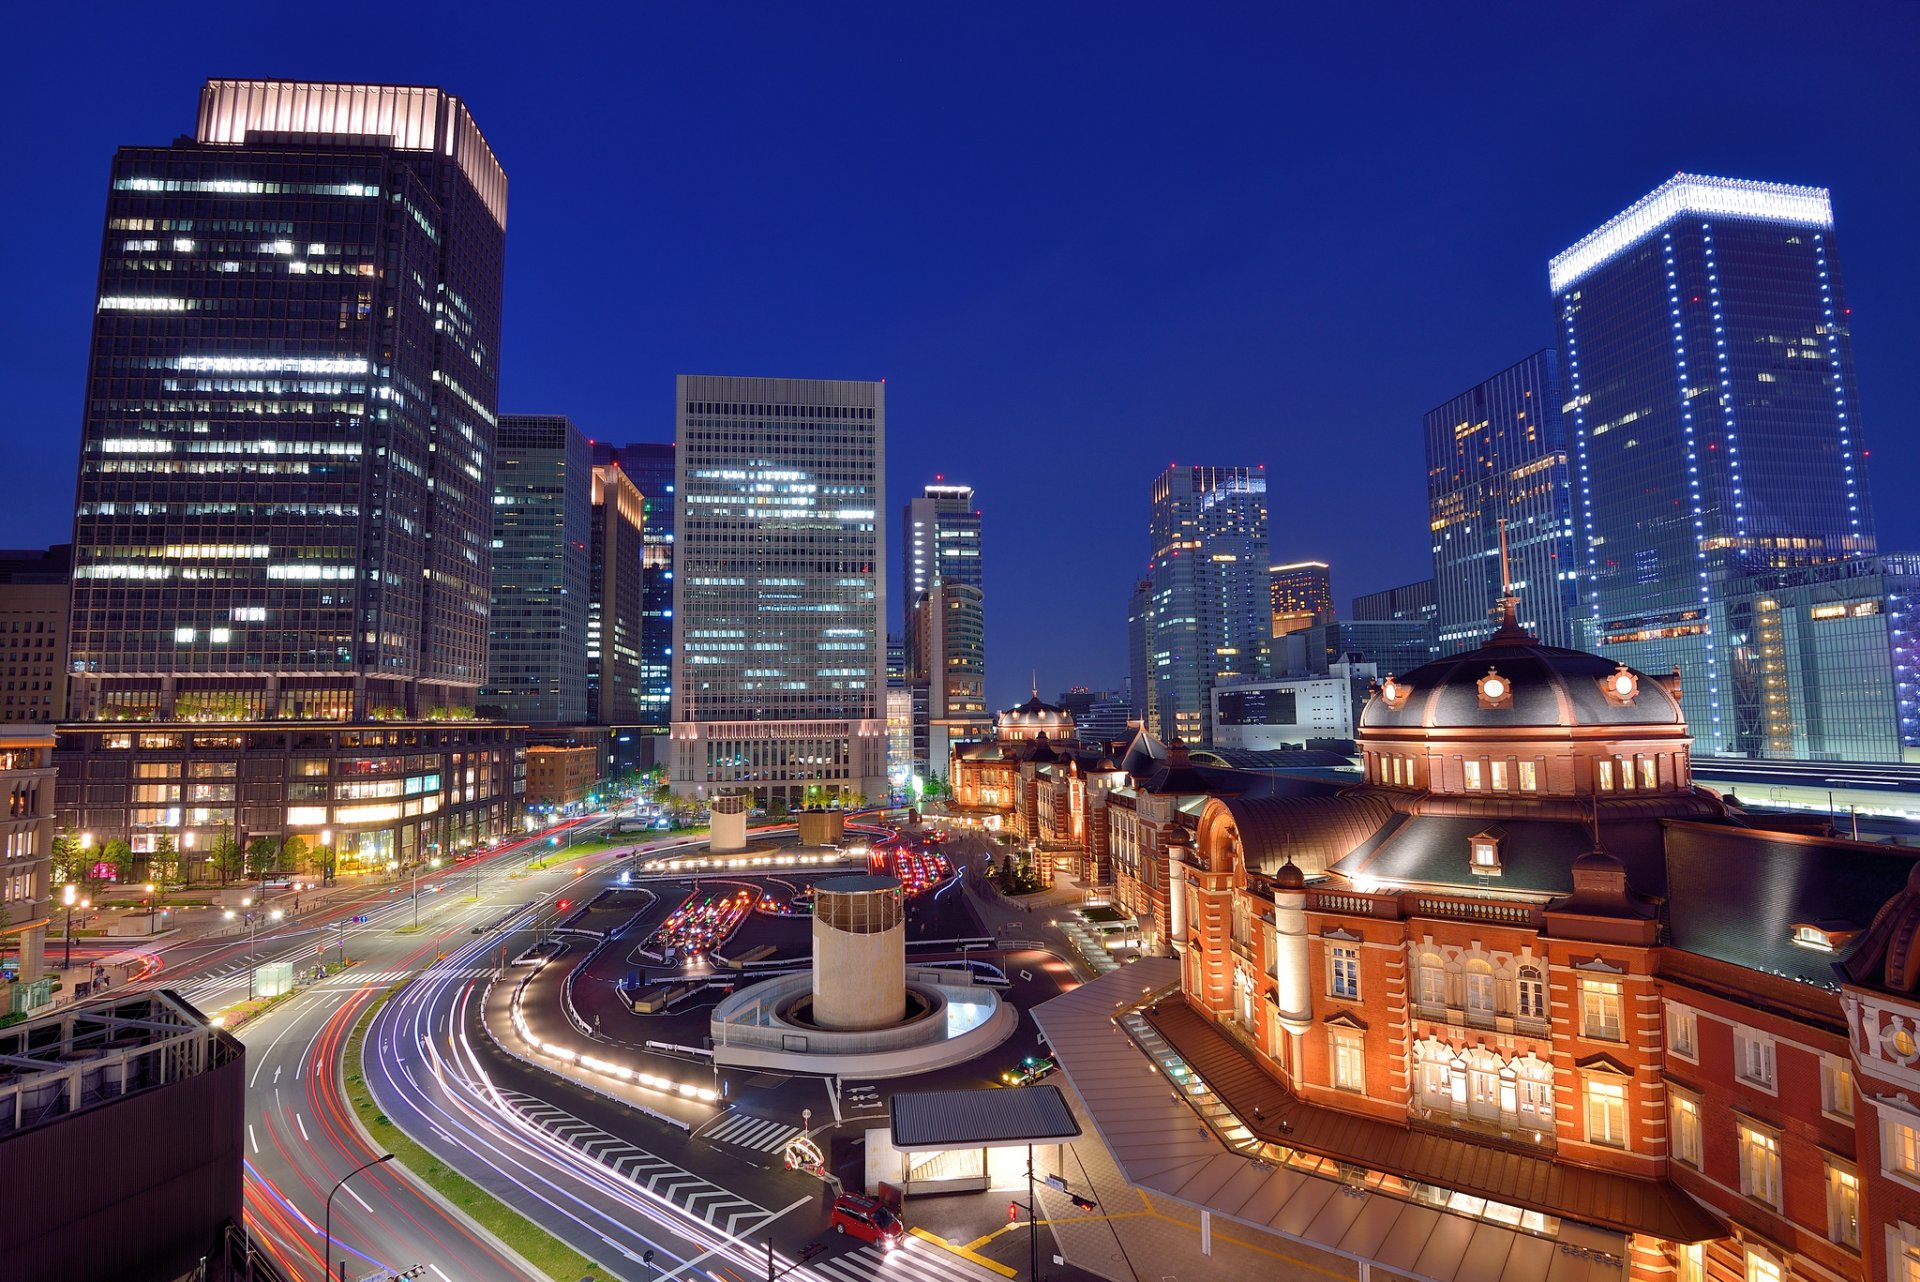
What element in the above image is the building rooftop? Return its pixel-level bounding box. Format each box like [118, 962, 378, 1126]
[890, 1085, 1080, 1150]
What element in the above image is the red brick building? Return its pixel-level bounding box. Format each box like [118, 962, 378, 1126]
[1144, 612, 1918, 1280]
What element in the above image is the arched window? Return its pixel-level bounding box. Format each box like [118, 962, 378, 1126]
[1418, 952, 1447, 1008]
[1516, 965, 1547, 1022]
[1414, 1039, 1455, 1115]
[1514, 1054, 1555, 1132]
[1465, 959, 1496, 1022]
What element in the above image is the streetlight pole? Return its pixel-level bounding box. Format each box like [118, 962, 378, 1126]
[145, 883, 157, 934]
[62, 884, 89, 972]
[324, 1151, 394, 1282]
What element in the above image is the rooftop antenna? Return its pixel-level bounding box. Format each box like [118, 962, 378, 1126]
[1031, 669, 1038, 699]
[1492, 518, 1526, 640]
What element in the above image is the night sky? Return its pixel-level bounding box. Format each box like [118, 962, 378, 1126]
[5, 4, 1915, 712]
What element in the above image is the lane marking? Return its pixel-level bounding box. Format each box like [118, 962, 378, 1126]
[296, 1112, 309, 1142]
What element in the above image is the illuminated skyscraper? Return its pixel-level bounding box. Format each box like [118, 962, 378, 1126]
[670, 376, 887, 803]
[902, 482, 981, 674]
[587, 464, 647, 726]
[1268, 560, 1334, 638]
[484, 416, 591, 724]
[1555, 174, 1881, 756]
[1143, 465, 1270, 742]
[58, 80, 521, 869]
[70, 80, 508, 723]
[593, 441, 676, 728]
[1425, 350, 1578, 651]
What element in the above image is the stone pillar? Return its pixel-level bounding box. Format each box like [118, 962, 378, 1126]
[811, 875, 905, 1029]
[709, 793, 749, 853]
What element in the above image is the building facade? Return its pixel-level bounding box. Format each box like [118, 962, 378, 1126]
[1143, 465, 1272, 742]
[1269, 560, 1335, 638]
[1425, 350, 1578, 651]
[1555, 173, 1887, 759]
[485, 415, 591, 724]
[57, 80, 523, 866]
[525, 743, 598, 810]
[593, 441, 676, 728]
[918, 579, 991, 772]
[0, 547, 72, 723]
[0, 728, 55, 986]
[669, 375, 887, 804]
[587, 463, 646, 726]
[902, 482, 982, 673]
[1209, 667, 1372, 750]
[1352, 577, 1437, 624]
[69, 79, 507, 725]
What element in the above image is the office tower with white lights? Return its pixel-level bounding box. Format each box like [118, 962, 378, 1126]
[1555, 173, 1891, 757]
[484, 416, 591, 724]
[588, 463, 647, 726]
[1425, 350, 1578, 652]
[1142, 465, 1270, 743]
[902, 482, 981, 673]
[58, 80, 521, 871]
[670, 376, 887, 803]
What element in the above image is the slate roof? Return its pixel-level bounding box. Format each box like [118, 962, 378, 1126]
[1664, 820, 1919, 988]
[1217, 791, 1399, 876]
[1190, 747, 1355, 771]
[1361, 638, 1682, 733]
[1333, 813, 1670, 899]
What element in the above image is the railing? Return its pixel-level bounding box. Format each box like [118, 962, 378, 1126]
[1308, 890, 1396, 917]
[1411, 896, 1543, 928]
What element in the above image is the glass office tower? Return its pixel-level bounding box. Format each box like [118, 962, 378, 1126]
[1425, 350, 1578, 652]
[1268, 560, 1334, 638]
[1143, 465, 1270, 743]
[670, 376, 887, 803]
[1554, 174, 1879, 756]
[593, 441, 676, 728]
[587, 464, 647, 725]
[902, 483, 982, 676]
[484, 416, 591, 724]
[70, 80, 508, 723]
[58, 81, 520, 870]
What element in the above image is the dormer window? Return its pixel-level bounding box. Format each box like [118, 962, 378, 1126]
[1791, 920, 1858, 952]
[1470, 828, 1504, 876]
[1477, 667, 1513, 709]
[1600, 663, 1640, 706]
[1379, 676, 1411, 711]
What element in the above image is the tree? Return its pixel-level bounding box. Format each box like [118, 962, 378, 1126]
[922, 773, 950, 801]
[281, 834, 310, 877]
[313, 842, 338, 886]
[149, 833, 180, 887]
[100, 839, 135, 888]
[209, 823, 243, 885]
[765, 796, 790, 821]
[998, 852, 1017, 893]
[245, 836, 279, 881]
[49, 833, 82, 886]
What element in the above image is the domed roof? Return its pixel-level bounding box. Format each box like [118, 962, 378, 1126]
[1001, 694, 1072, 725]
[1360, 631, 1682, 733]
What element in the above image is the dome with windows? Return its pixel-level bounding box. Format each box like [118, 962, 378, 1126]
[997, 694, 1076, 742]
[1360, 626, 1682, 734]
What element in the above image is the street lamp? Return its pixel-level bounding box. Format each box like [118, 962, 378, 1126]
[324, 1151, 395, 1282]
[61, 884, 90, 971]
[144, 883, 158, 934]
[225, 902, 284, 1000]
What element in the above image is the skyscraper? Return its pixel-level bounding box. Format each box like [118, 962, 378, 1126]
[484, 416, 591, 724]
[1143, 465, 1270, 742]
[902, 482, 981, 674]
[1425, 350, 1578, 651]
[917, 579, 990, 769]
[670, 376, 887, 803]
[593, 441, 676, 728]
[1555, 174, 1879, 755]
[587, 464, 647, 726]
[1268, 560, 1335, 638]
[1127, 578, 1152, 722]
[70, 80, 508, 724]
[59, 80, 521, 870]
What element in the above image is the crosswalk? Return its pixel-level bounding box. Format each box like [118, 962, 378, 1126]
[808, 1238, 1008, 1282]
[165, 964, 492, 1005]
[701, 1111, 804, 1154]
[501, 1089, 773, 1236]
[315, 966, 493, 987]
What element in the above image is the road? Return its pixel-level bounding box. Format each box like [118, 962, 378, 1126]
[354, 826, 1084, 1282]
[118, 815, 647, 1281]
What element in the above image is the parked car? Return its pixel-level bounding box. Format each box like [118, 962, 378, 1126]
[829, 1193, 904, 1249]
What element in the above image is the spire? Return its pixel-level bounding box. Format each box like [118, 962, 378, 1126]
[1489, 518, 1532, 645]
[1031, 669, 1038, 699]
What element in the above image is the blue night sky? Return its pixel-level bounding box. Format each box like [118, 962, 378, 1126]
[3, 3, 1915, 712]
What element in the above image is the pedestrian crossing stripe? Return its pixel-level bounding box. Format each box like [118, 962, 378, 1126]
[498, 1089, 772, 1233]
[702, 1112, 803, 1153]
[806, 1239, 1011, 1282]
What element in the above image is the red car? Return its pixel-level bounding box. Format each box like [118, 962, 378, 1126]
[830, 1193, 905, 1249]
